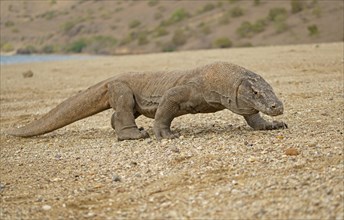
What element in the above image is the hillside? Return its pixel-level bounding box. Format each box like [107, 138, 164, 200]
[0, 0, 343, 55]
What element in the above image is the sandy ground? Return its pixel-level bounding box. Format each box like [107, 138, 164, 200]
[0, 43, 343, 219]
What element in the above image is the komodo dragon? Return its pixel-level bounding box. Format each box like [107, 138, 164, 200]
[8, 62, 287, 141]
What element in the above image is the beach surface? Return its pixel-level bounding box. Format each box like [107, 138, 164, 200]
[0, 43, 343, 219]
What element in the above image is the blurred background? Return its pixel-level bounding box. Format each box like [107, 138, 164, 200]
[1, 0, 343, 55]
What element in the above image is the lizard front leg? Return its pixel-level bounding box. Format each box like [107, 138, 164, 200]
[244, 113, 287, 130]
[108, 82, 149, 141]
[154, 85, 196, 140]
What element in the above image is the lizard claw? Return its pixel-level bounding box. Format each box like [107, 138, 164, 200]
[272, 121, 288, 130]
[154, 129, 179, 141]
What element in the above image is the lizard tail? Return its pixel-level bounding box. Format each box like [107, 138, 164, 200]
[7, 81, 111, 137]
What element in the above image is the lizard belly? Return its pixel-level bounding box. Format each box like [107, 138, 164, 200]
[134, 95, 160, 119]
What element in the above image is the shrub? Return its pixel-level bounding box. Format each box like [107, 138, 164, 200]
[61, 21, 76, 33]
[42, 45, 58, 53]
[17, 45, 37, 54]
[291, 0, 303, 14]
[1, 43, 14, 52]
[198, 23, 211, 35]
[168, 8, 190, 24]
[236, 19, 267, 37]
[41, 11, 57, 20]
[148, 0, 159, 7]
[5, 21, 15, 27]
[129, 20, 141, 29]
[162, 43, 176, 52]
[154, 27, 169, 37]
[172, 29, 187, 46]
[274, 15, 288, 33]
[237, 21, 253, 37]
[137, 32, 149, 45]
[198, 3, 215, 13]
[268, 7, 288, 21]
[230, 6, 244, 17]
[65, 39, 87, 53]
[213, 37, 232, 48]
[252, 19, 267, 32]
[253, 0, 260, 6]
[308, 24, 319, 36]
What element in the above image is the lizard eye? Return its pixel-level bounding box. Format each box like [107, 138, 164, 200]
[252, 89, 259, 95]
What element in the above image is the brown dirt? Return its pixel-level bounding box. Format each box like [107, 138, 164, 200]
[0, 43, 343, 219]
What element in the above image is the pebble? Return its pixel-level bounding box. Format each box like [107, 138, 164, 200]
[285, 148, 300, 156]
[22, 70, 34, 78]
[170, 146, 180, 153]
[112, 174, 121, 182]
[42, 205, 52, 211]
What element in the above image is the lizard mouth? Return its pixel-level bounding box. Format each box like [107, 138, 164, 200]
[265, 105, 284, 116]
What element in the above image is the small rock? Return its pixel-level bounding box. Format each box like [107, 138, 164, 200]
[308, 142, 317, 147]
[248, 156, 256, 162]
[0, 183, 5, 192]
[112, 174, 121, 182]
[22, 70, 34, 78]
[170, 146, 180, 153]
[42, 205, 52, 211]
[276, 135, 284, 140]
[285, 148, 300, 156]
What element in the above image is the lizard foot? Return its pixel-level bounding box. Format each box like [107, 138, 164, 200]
[271, 121, 288, 130]
[154, 128, 179, 141]
[117, 127, 149, 141]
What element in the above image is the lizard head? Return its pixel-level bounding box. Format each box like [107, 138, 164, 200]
[237, 77, 284, 116]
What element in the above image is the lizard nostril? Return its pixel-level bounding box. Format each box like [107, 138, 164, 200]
[271, 104, 276, 109]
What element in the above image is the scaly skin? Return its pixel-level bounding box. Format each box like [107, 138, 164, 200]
[7, 62, 287, 141]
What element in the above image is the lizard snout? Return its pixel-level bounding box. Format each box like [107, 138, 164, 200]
[268, 102, 284, 116]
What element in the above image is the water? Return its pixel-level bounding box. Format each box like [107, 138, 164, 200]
[0, 54, 93, 65]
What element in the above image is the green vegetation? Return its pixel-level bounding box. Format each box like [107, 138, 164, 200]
[166, 8, 190, 25]
[5, 21, 15, 27]
[1, 42, 14, 52]
[129, 20, 141, 29]
[308, 24, 319, 36]
[253, 0, 261, 6]
[148, 0, 159, 7]
[42, 45, 59, 53]
[198, 3, 215, 14]
[213, 37, 232, 48]
[154, 27, 169, 37]
[198, 22, 211, 35]
[230, 6, 244, 17]
[237, 19, 267, 37]
[16, 45, 37, 54]
[268, 7, 288, 22]
[291, 0, 303, 14]
[65, 39, 87, 53]
[40, 11, 57, 20]
[312, 6, 321, 18]
[137, 32, 149, 45]
[87, 35, 117, 53]
[268, 7, 289, 33]
[61, 21, 77, 33]
[228, 0, 239, 3]
[172, 29, 187, 46]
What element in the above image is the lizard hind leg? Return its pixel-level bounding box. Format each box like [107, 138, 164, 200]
[108, 82, 149, 141]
